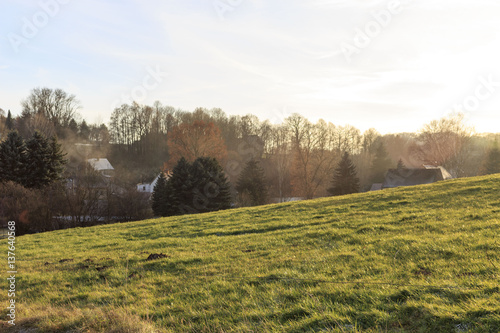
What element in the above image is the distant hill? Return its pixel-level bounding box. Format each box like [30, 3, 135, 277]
[1, 174, 500, 332]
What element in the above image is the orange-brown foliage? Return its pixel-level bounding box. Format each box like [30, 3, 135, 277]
[166, 120, 227, 168]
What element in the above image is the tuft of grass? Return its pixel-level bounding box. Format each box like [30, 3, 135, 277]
[1, 174, 500, 332]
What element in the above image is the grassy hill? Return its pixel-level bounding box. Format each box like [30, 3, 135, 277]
[1, 175, 500, 332]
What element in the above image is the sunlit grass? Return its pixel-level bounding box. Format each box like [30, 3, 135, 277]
[1, 175, 500, 332]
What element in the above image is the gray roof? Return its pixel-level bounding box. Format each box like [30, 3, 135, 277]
[87, 158, 114, 171]
[382, 167, 453, 189]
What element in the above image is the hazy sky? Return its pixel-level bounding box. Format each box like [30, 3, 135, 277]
[1, 0, 499, 133]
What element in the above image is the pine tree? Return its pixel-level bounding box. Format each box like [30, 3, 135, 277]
[328, 152, 360, 196]
[482, 141, 500, 175]
[47, 136, 67, 182]
[79, 120, 90, 140]
[151, 172, 179, 217]
[152, 172, 167, 216]
[370, 142, 392, 183]
[24, 131, 51, 188]
[169, 157, 194, 214]
[0, 131, 27, 184]
[6, 110, 14, 130]
[68, 118, 79, 135]
[162, 178, 179, 216]
[158, 156, 232, 215]
[236, 158, 268, 206]
[397, 158, 406, 170]
[189, 157, 232, 213]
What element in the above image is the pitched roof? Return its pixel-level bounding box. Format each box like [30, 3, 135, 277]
[87, 158, 114, 171]
[382, 167, 453, 188]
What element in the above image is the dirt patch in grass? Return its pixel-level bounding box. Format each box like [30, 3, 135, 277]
[413, 266, 432, 277]
[96, 265, 109, 271]
[59, 258, 74, 263]
[146, 253, 169, 261]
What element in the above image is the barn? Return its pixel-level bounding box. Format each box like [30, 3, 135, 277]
[382, 166, 453, 189]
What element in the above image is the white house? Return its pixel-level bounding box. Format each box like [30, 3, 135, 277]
[137, 172, 171, 193]
[87, 158, 114, 177]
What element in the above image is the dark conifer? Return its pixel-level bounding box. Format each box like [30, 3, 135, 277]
[0, 131, 27, 184]
[152, 172, 167, 216]
[236, 158, 268, 206]
[47, 136, 67, 182]
[169, 157, 195, 214]
[68, 118, 79, 135]
[24, 131, 51, 188]
[370, 142, 392, 183]
[79, 120, 90, 140]
[189, 157, 232, 213]
[6, 110, 14, 130]
[328, 152, 360, 196]
[162, 177, 179, 216]
[397, 158, 406, 170]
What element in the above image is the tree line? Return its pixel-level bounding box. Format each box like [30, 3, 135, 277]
[1, 88, 499, 232]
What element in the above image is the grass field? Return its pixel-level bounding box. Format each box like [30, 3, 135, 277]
[1, 174, 500, 332]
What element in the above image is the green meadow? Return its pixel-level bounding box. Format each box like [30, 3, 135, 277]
[1, 175, 500, 332]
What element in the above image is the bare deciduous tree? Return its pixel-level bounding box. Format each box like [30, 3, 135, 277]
[410, 113, 473, 177]
[21, 88, 81, 132]
[287, 114, 338, 199]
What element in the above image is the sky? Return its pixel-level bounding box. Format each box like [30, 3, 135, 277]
[1, 0, 500, 134]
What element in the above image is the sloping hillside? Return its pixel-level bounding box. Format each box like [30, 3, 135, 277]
[1, 175, 500, 332]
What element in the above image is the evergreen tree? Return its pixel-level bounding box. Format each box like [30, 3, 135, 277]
[0, 131, 27, 184]
[370, 142, 392, 183]
[169, 157, 194, 214]
[189, 157, 232, 213]
[152, 172, 167, 216]
[162, 178, 179, 216]
[236, 158, 268, 206]
[79, 120, 90, 140]
[328, 152, 360, 196]
[397, 158, 406, 170]
[482, 141, 500, 175]
[151, 172, 179, 217]
[6, 110, 14, 130]
[47, 136, 67, 182]
[153, 157, 232, 216]
[68, 118, 79, 135]
[24, 131, 51, 188]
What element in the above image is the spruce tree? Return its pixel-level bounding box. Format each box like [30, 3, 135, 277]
[189, 157, 232, 213]
[47, 136, 67, 182]
[151, 172, 179, 217]
[236, 158, 268, 206]
[68, 118, 79, 135]
[79, 120, 90, 140]
[328, 152, 360, 196]
[0, 131, 27, 184]
[397, 158, 406, 170]
[169, 157, 194, 214]
[162, 178, 179, 216]
[152, 172, 167, 216]
[370, 142, 392, 183]
[24, 131, 51, 188]
[160, 157, 232, 215]
[6, 110, 14, 130]
[483, 141, 500, 175]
